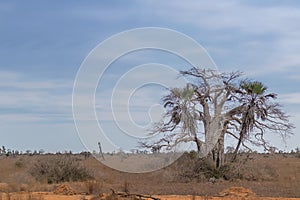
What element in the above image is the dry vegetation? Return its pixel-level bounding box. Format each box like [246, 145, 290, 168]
[0, 152, 299, 199]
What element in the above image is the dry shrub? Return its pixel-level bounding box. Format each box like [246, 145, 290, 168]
[27, 183, 54, 192]
[0, 183, 11, 193]
[29, 156, 93, 184]
[84, 180, 103, 195]
[0, 183, 26, 193]
[15, 159, 25, 169]
[8, 172, 36, 185]
[122, 181, 129, 194]
[173, 152, 232, 182]
[26, 193, 44, 200]
[171, 151, 279, 182]
[54, 184, 76, 195]
[1, 192, 44, 200]
[224, 156, 279, 181]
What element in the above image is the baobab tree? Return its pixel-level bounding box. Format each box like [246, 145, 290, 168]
[140, 67, 294, 168]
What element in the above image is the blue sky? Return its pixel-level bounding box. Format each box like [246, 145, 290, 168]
[1, 1, 300, 153]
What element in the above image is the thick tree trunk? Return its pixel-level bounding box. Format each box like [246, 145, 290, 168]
[216, 132, 225, 168]
[203, 119, 227, 168]
[210, 131, 225, 168]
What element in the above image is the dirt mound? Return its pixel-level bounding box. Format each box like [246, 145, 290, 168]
[53, 184, 76, 195]
[219, 187, 256, 197]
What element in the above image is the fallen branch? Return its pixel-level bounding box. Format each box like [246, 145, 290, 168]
[110, 189, 161, 200]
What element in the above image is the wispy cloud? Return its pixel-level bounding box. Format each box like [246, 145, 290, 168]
[141, 1, 300, 75]
[280, 93, 300, 104]
[0, 71, 73, 123]
[0, 70, 72, 89]
[288, 75, 300, 81]
[146, 1, 300, 36]
[95, 62, 189, 117]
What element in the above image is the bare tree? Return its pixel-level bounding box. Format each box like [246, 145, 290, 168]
[98, 142, 105, 160]
[140, 67, 294, 168]
[140, 68, 241, 167]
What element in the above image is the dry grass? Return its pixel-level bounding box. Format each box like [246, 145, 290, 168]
[0, 192, 44, 200]
[84, 181, 103, 195]
[0, 153, 299, 197]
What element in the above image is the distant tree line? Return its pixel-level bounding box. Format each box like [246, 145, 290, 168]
[0, 146, 93, 159]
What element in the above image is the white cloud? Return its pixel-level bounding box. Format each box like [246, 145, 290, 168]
[94, 64, 188, 122]
[280, 93, 300, 104]
[146, 1, 300, 36]
[0, 71, 73, 123]
[0, 70, 72, 89]
[141, 1, 300, 76]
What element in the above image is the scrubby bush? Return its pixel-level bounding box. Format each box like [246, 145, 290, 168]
[193, 158, 232, 179]
[173, 152, 232, 182]
[15, 159, 25, 168]
[30, 156, 92, 184]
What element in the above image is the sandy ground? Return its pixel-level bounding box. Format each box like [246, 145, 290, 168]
[1, 187, 300, 200]
[1, 193, 300, 200]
